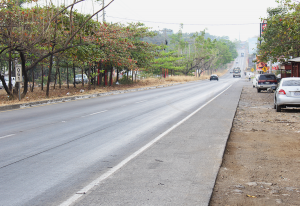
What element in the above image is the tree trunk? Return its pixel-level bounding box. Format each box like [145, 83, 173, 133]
[41, 65, 44, 91]
[73, 63, 76, 88]
[46, 53, 54, 97]
[116, 68, 119, 82]
[0, 75, 13, 96]
[109, 65, 113, 86]
[58, 67, 61, 89]
[99, 62, 103, 86]
[8, 48, 12, 91]
[81, 68, 84, 87]
[31, 68, 34, 92]
[20, 52, 28, 98]
[54, 64, 57, 90]
[67, 63, 69, 89]
[88, 63, 91, 90]
[94, 65, 96, 90]
[99, 69, 103, 86]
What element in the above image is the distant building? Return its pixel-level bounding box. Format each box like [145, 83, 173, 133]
[248, 38, 258, 54]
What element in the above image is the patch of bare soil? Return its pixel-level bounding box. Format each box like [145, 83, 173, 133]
[210, 85, 300, 205]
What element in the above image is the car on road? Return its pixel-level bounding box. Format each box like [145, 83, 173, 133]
[274, 77, 300, 112]
[74, 74, 88, 84]
[256, 73, 277, 92]
[210, 74, 219, 81]
[252, 74, 260, 88]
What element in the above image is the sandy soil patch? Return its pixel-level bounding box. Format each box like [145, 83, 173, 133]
[210, 85, 300, 205]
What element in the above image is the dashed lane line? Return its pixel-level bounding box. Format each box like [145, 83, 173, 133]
[81, 110, 108, 118]
[0, 134, 16, 140]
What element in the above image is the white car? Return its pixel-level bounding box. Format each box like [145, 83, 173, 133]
[74, 74, 88, 84]
[274, 77, 300, 112]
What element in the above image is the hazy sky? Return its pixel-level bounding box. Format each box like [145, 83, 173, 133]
[30, 0, 283, 41]
[101, 0, 280, 41]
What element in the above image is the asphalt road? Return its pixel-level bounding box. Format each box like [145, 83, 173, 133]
[0, 51, 246, 206]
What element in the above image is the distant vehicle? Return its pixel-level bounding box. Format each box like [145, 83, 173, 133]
[252, 74, 260, 88]
[210, 74, 219, 81]
[241, 53, 244, 57]
[74, 74, 88, 84]
[0, 76, 16, 89]
[274, 77, 300, 112]
[233, 67, 241, 78]
[256, 73, 277, 93]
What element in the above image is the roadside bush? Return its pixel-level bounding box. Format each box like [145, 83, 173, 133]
[36, 76, 48, 85]
[119, 75, 133, 85]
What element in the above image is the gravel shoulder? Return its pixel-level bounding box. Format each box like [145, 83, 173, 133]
[210, 84, 300, 205]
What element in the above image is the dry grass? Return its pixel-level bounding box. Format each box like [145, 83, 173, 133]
[0, 71, 228, 107]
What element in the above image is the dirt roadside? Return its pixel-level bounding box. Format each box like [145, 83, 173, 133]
[210, 84, 300, 205]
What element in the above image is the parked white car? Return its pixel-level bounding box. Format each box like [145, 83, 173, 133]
[274, 77, 300, 112]
[74, 74, 88, 84]
[0, 76, 15, 89]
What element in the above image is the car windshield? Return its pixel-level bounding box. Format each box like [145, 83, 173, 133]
[4, 77, 9, 81]
[282, 80, 300, 86]
[75, 75, 82, 78]
[259, 75, 276, 80]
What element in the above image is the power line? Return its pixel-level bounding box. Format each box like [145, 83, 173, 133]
[107, 16, 259, 26]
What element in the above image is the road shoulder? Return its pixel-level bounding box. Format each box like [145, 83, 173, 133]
[70, 81, 244, 206]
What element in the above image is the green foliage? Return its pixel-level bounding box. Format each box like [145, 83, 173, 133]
[257, 0, 300, 62]
[36, 75, 48, 85]
[119, 74, 133, 84]
[149, 28, 237, 75]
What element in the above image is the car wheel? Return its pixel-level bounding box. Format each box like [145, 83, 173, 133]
[276, 104, 281, 112]
[253, 85, 255, 88]
[257, 88, 261, 93]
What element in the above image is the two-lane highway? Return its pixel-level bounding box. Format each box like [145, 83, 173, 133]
[0, 55, 245, 205]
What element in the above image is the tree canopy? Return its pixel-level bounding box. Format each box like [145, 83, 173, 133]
[258, 0, 300, 63]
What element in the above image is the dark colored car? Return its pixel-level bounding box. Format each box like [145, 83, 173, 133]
[257, 73, 277, 92]
[210, 74, 219, 81]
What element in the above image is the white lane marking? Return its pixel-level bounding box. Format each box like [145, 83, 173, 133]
[0, 134, 15, 140]
[135, 100, 147, 104]
[59, 84, 233, 206]
[81, 110, 108, 118]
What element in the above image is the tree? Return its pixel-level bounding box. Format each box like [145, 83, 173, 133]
[257, 0, 300, 63]
[0, 0, 116, 97]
